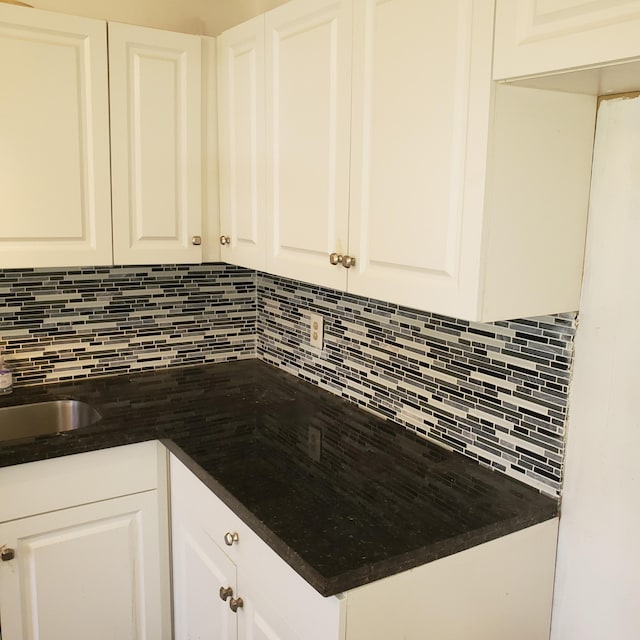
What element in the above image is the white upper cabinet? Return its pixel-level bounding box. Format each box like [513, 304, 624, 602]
[348, 0, 475, 310]
[109, 22, 203, 265]
[0, 4, 112, 268]
[348, 0, 597, 321]
[264, 0, 353, 290]
[218, 15, 266, 270]
[494, 0, 640, 85]
[218, 0, 596, 321]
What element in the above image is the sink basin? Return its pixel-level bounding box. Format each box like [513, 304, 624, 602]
[0, 400, 102, 443]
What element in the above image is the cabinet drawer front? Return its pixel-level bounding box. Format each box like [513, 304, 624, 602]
[0, 441, 163, 523]
[170, 454, 343, 640]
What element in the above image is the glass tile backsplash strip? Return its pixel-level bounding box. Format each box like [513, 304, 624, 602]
[0, 264, 256, 386]
[257, 273, 576, 497]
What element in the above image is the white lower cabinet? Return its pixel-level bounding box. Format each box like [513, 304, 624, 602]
[170, 454, 559, 640]
[0, 443, 171, 640]
[170, 455, 343, 640]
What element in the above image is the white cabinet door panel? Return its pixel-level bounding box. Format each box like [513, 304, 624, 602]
[172, 498, 237, 640]
[109, 22, 202, 265]
[0, 491, 165, 640]
[348, 0, 487, 314]
[218, 16, 266, 270]
[265, 0, 352, 289]
[494, 0, 640, 80]
[0, 4, 112, 268]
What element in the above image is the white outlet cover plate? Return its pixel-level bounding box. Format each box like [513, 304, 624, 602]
[309, 313, 324, 349]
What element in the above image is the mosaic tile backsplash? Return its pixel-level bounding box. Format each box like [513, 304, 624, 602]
[257, 273, 576, 496]
[1, 264, 574, 496]
[0, 264, 256, 385]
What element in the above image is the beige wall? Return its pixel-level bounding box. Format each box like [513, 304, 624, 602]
[25, 0, 289, 34]
[203, 0, 289, 35]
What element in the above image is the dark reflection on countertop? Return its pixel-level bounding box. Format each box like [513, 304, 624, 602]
[0, 360, 558, 596]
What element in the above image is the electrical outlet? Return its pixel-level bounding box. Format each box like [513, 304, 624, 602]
[309, 313, 323, 349]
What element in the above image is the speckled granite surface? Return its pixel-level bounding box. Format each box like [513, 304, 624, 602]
[0, 360, 558, 596]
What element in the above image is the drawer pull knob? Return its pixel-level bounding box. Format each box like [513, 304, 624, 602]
[1, 547, 15, 561]
[220, 235, 231, 246]
[224, 531, 239, 546]
[192, 235, 202, 246]
[229, 596, 244, 613]
[329, 252, 342, 266]
[219, 586, 233, 601]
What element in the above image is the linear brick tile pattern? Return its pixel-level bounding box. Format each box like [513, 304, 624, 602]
[0, 264, 256, 385]
[257, 273, 576, 497]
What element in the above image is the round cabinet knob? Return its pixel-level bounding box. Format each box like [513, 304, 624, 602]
[219, 586, 233, 602]
[229, 597, 244, 613]
[191, 235, 202, 246]
[329, 252, 342, 266]
[342, 255, 356, 269]
[1, 547, 15, 561]
[224, 531, 239, 546]
[220, 235, 231, 246]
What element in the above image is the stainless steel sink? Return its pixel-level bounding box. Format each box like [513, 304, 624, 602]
[0, 400, 102, 443]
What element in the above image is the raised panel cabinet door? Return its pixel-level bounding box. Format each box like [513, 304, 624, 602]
[0, 4, 112, 268]
[348, 0, 494, 316]
[237, 585, 307, 640]
[494, 0, 640, 80]
[109, 22, 202, 265]
[0, 491, 168, 640]
[170, 463, 237, 640]
[218, 15, 266, 271]
[265, 0, 352, 290]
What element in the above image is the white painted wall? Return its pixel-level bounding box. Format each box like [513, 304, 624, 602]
[29, 0, 208, 33]
[26, 0, 289, 34]
[203, 0, 289, 35]
[551, 95, 640, 639]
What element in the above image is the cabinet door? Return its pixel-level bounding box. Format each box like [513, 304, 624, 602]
[494, 0, 640, 80]
[348, 0, 493, 316]
[202, 35, 222, 263]
[218, 16, 266, 270]
[0, 490, 168, 640]
[109, 22, 202, 265]
[265, 0, 352, 290]
[171, 489, 237, 640]
[0, 4, 112, 268]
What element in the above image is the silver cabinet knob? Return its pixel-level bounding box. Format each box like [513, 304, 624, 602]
[192, 235, 202, 246]
[329, 252, 342, 266]
[1, 547, 15, 561]
[219, 586, 233, 601]
[342, 255, 356, 269]
[220, 235, 230, 246]
[224, 531, 239, 546]
[229, 596, 244, 613]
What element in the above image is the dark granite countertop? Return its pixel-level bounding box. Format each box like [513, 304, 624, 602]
[0, 360, 558, 597]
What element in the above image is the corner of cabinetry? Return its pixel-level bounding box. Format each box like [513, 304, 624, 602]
[480, 83, 597, 321]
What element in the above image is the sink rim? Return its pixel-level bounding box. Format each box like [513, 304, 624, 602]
[0, 399, 102, 443]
